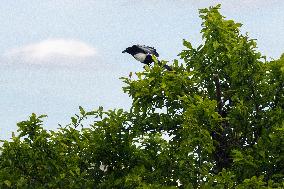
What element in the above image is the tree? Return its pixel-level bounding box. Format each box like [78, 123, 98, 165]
[0, 4, 283, 188]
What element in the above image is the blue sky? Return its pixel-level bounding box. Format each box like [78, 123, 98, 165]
[0, 0, 283, 140]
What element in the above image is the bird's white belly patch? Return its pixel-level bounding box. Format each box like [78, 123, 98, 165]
[133, 53, 147, 62]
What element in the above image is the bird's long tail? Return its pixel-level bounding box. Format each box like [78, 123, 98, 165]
[152, 55, 172, 71]
[163, 64, 173, 71]
[157, 60, 172, 71]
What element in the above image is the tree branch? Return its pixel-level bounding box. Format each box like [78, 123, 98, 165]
[213, 74, 223, 115]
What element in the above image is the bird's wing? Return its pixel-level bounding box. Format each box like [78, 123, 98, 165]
[135, 45, 159, 57]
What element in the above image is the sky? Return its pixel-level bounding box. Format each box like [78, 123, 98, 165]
[0, 0, 283, 140]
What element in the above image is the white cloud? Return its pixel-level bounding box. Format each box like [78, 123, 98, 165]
[3, 39, 97, 64]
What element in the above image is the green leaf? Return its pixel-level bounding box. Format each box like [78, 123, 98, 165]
[183, 39, 192, 49]
[79, 106, 85, 115]
[38, 114, 48, 119]
[71, 117, 77, 125]
[4, 180, 11, 187]
[213, 41, 219, 49]
[144, 65, 150, 71]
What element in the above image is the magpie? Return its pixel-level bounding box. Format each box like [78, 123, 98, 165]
[122, 45, 172, 71]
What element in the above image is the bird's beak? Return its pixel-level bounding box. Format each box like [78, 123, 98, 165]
[122, 50, 126, 53]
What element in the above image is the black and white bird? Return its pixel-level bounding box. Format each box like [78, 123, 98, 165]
[122, 45, 172, 71]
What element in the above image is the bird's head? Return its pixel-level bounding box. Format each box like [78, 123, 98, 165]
[122, 47, 132, 54]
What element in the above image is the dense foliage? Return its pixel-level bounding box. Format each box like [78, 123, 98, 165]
[0, 5, 283, 188]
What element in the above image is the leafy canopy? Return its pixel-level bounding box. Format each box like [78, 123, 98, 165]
[0, 4, 283, 189]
